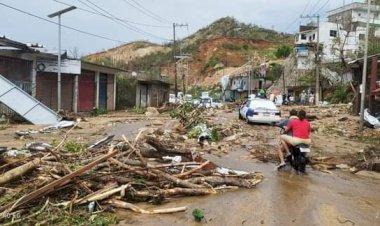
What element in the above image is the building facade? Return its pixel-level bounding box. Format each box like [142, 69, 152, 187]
[0, 37, 123, 113]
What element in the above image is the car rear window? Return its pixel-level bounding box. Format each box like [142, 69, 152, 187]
[249, 100, 277, 110]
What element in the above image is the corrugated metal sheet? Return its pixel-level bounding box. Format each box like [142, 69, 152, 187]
[36, 72, 74, 111]
[0, 74, 60, 125]
[78, 71, 95, 111]
[0, 56, 31, 82]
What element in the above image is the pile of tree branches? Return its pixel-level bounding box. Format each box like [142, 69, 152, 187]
[0, 123, 263, 225]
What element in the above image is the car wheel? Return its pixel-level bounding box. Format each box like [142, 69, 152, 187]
[238, 110, 243, 119]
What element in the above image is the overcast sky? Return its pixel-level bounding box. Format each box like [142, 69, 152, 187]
[0, 0, 356, 56]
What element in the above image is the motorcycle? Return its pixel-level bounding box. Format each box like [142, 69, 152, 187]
[277, 125, 311, 175]
[285, 143, 310, 174]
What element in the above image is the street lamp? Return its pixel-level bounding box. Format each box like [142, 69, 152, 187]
[48, 6, 76, 111]
[359, 0, 371, 131]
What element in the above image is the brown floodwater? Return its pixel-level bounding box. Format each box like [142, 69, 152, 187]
[116, 150, 380, 226]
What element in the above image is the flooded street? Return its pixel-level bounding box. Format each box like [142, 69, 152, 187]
[118, 149, 380, 226]
[113, 111, 380, 226]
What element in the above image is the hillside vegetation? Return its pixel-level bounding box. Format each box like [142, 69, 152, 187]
[85, 17, 293, 87]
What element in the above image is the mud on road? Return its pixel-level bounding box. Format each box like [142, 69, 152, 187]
[115, 107, 380, 226]
[0, 106, 379, 226]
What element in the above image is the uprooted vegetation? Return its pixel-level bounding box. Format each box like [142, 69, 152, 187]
[0, 114, 263, 225]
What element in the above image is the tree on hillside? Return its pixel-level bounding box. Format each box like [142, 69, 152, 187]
[275, 45, 292, 59]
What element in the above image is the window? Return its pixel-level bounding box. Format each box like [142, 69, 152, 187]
[301, 34, 307, 40]
[330, 30, 337, 37]
[312, 34, 316, 40]
[359, 34, 365, 40]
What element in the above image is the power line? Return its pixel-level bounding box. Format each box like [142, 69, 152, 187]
[78, 0, 169, 41]
[301, 0, 313, 16]
[53, 0, 170, 28]
[308, 0, 323, 15]
[121, 0, 169, 24]
[128, 0, 171, 23]
[315, 0, 331, 14]
[0, 2, 123, 43]
[78, 0, 170, 41]
[284, 18, 300, 33]
[284, 0, 313, 33]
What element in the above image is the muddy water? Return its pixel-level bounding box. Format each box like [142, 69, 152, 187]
[117, 149, 380, 226]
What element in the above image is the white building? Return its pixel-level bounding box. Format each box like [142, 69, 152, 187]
[294, 22, 361, 69]
[327, 1, 380, 37]
[293, 1, 380, 70]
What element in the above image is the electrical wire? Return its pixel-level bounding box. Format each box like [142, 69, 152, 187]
[0, 2, 123, 43]
[308, 0, 323, 15]
[315, 0, 331, 15]
[121, 0, 169, 24]
[78, 0, 170, 41]
[53, 0, 170, 28]
[284, 0, 313, 32]
[301, 0, 313, 16]
[128, 0, 171, 24]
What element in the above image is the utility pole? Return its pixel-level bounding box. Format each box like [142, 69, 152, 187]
[48, 6, 76, 111]
[360, 0, 371, 131]
[301, 14, 320, 104]
[172, 23, 188, 98]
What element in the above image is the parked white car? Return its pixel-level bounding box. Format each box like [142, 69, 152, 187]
[199, 97, 223, 108]
[211, 99, 223, 108]
[239, 98, 281, 124]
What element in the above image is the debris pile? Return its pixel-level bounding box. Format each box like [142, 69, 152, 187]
[0, 120, 263, 225]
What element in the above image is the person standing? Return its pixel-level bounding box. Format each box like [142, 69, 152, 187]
[309, 92, 315, 106]
[300, 91, 306, 105]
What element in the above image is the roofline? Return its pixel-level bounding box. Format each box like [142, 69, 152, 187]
[137, 78, 171, 85]
[327, 2, 380, 15]
[348, 52, 380, 65]
[81, 60, 128, 73]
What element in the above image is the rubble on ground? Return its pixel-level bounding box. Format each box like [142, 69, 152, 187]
[0, 115, 263, 225]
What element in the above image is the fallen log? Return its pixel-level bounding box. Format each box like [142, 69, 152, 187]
[175, 160, 211, 178]
[108, 158, 156, 178]
[1, 150, 120, 213]
[148, 162, 200, 169]
[107, 199, 187, 214]
[150, 169, 205, 189]
[122, 135, 147, 167]
[145, 136, 192, 155]
[58, 183, 125, 207]
[0, 158, 41, 185]
[185, 175, 263, 188]
[129, 187, 216, 198]
[139, 148, 193, 162]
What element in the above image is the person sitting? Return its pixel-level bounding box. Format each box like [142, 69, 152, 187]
[277, 109, 298, 135]
[277, 110, 311, 169]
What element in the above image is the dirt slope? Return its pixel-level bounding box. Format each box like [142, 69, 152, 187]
[84, 41, 170, 66]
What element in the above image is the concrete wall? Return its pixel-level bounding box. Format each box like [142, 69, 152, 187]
[136, 81, 169, 108]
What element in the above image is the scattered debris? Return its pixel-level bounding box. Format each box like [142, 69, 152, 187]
[145, 107, 160, 116]
[364, 108, 380, 128]
[0, 113, 263, 225]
